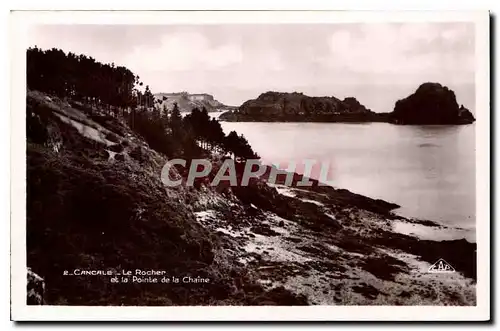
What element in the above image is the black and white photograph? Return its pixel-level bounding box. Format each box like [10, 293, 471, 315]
[10, 10, 490, 321]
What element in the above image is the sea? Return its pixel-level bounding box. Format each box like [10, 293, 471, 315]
[213, 113, 476, 242]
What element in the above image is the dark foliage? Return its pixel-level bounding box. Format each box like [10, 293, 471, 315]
[129, 109, 176, 156]
[184, 108, 259, 160]
[28, 47, 136, 111]
[224, 131, 258, 159]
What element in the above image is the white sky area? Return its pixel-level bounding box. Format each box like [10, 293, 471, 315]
[29, 23, 475, 112]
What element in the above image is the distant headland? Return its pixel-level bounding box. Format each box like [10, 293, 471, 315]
[154, 92, 237, 113]
[219, 83, 475, 125]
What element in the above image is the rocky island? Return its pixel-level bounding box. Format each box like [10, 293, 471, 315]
[219, 92, 390, 122]
[391, 83, 476, 125]
[219, 84, 475, 125]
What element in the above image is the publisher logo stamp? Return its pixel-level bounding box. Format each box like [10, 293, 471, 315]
[428, 258, 455, 273]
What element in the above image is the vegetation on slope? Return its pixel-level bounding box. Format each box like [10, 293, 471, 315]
[25, 47, 303, 305]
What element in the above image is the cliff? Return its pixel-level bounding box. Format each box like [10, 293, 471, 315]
[219, 91, 389, 122]
[390, 83, 476, 125]
[155, 92, 237, 113]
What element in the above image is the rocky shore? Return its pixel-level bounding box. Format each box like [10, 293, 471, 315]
[195, 181, 476, 305]
[195, 161, 477, 304]
[26, 90, 476, 306]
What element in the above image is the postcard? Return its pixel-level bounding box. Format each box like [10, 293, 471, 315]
[10, 10, 490, 321]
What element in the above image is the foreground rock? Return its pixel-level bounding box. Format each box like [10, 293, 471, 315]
[390, 82, 476, 125]
[219, 91, 389, 122]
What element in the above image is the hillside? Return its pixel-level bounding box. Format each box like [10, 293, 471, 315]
[26, 89, 476, 306]
[219, 92, 389, 122]
[26, 90, 305, 305]
[155, 92, 237, 113]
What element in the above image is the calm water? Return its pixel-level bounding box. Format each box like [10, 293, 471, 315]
[216, 115, 475, 240]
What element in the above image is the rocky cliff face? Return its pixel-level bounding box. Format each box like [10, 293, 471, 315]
[219, 91, 388, 122]
[390, 83, 476, 125]
[155, 92, 236, 113]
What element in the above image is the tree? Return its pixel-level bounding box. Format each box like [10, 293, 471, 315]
[224, 131, 240, 158]
[26, 46, 261, 162]
[27, 46, 137, 114]
[170, 103, 183, 136]
[206, 118, 226, 153]
[223, 131, 258, 160]
[184, 107, 210, 149]
[162, 104, 168, 118]
[143, 85, 154, 109]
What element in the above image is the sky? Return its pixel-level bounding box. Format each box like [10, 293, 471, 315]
[29, 23, 476, 112]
